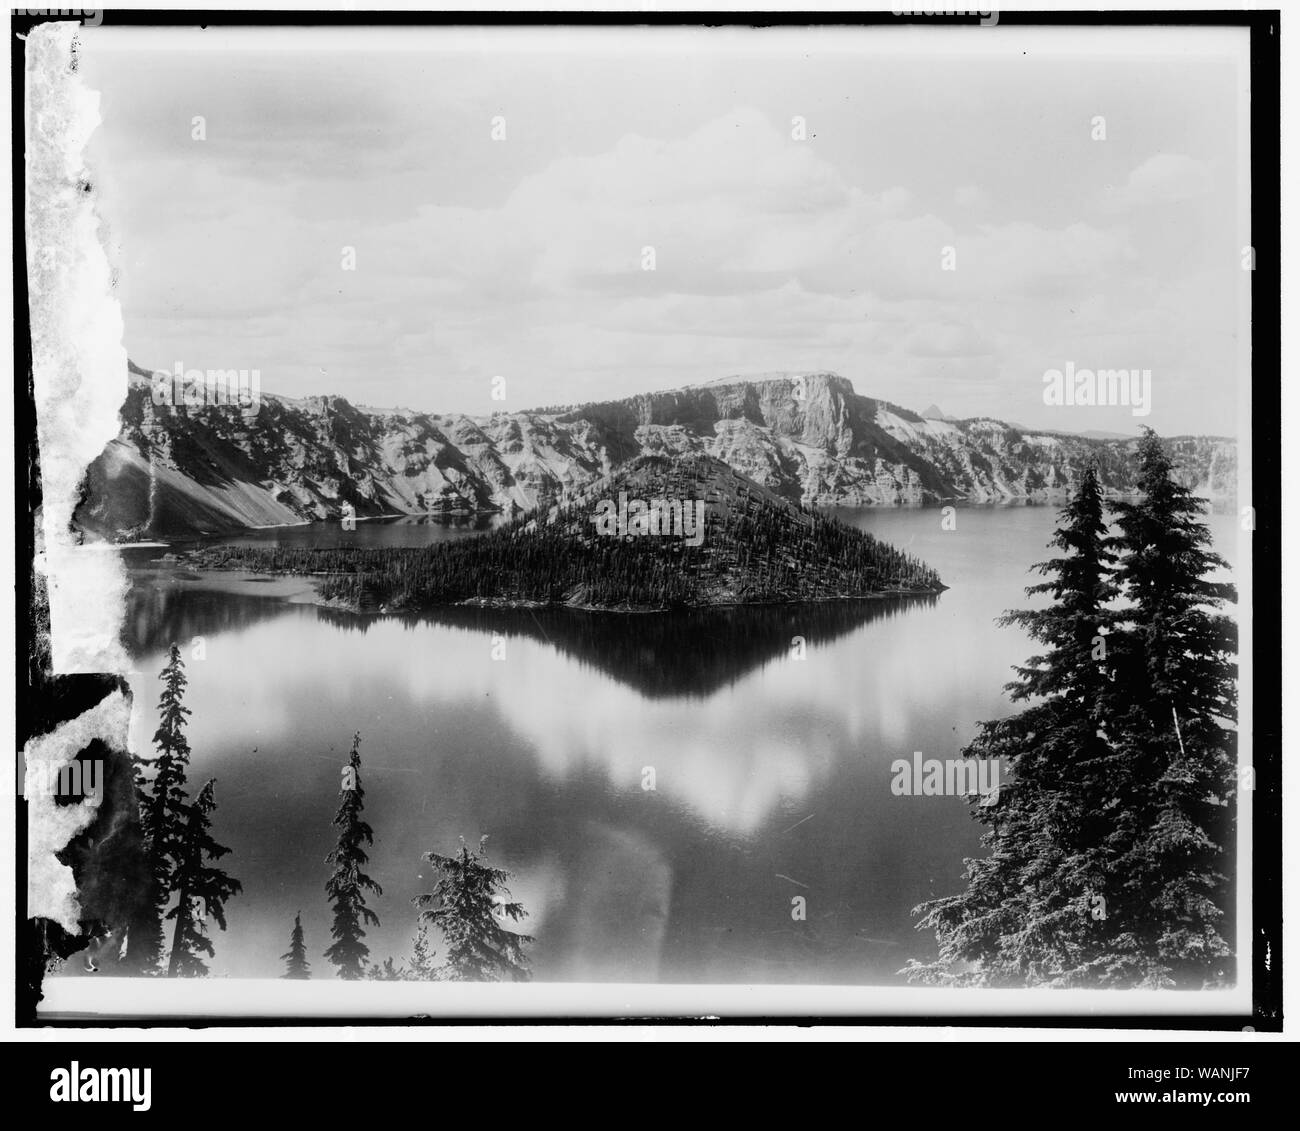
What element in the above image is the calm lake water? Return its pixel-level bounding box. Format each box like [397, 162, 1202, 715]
[114, 506, 1238, 983]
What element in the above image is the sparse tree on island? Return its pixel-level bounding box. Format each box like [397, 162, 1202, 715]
[324, 733, 383, 980]
[166, 779, 241, 977]
[906, 439, 1237, 989]
[281, 912, 311, 980]
[416, 836, 532, 982]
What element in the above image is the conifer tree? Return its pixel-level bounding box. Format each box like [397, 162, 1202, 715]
[128, 643, 193, 972]
[408, 922, 437, 980]
[363, 957, 406, 981]
[1002, 465, 1120, 708]
[281, 912, 311, 979]
[1110, 429, 1237, 720]
[121, 776, 165, 975]
[143, 644, 193, 865]
[904, 468, 1120, 985]
[1100, 429, 1238, 986]
[324, 733, 383, 979]
[416, 836, 532, 982]
[165, 779, 241, 977]
[906, 443, 1238, 988]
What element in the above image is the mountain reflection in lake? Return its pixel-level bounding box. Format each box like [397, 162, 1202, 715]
[114, 506, 1238, 984]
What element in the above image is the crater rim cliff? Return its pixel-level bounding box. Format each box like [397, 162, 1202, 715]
[74, 363, 1237, 541]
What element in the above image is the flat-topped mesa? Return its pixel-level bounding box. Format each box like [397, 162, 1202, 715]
[684, 370, 855, 400]
[192, 453, 946, 613]
[561, 371, 858, 456]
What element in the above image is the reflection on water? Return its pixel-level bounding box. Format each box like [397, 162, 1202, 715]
[111, 508, 1238, 984]
[319, 598, 939, 698]
[158, 512, 501, 553]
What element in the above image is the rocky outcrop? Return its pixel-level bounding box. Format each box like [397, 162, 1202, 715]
[75, 366, 1236, 540]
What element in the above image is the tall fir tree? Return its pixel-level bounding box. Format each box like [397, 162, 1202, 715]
[905, 463, 1163, 985]
[281, 912, 311, 979]
[416, 836, 532, 982]
[121, 769, 164, 975]
[907, 442, 1237, 988]
[1101, 429, 1238, 986]
[165, 779, 241, 977]
[126, 644, 193, 973]
[1002, 465, 1120, 709]
[323, 733, 383, 980]
[1110, 429, 1237, 719]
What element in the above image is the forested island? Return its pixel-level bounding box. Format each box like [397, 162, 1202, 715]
[188, 455, 945, 612]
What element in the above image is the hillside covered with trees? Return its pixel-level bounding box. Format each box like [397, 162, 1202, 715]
[190, 455, 945, 611]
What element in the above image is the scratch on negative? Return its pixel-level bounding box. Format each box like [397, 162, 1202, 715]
[781, 812, 815, 834]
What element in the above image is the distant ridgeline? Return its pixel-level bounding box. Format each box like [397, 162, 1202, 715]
[76, 365, 1235, 541]
[191, 455, 945, 612]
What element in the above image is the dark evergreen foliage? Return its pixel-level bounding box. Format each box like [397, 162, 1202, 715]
[363, 957, 407, 981]
[281, 912, 311, 979]
[906, 438, 1237, 988]
[416, 836, 533, 982]
[1110, 430, 1237, 720]
[323, 733, 383, 979]
[128, 643, 193, 971]
[408, 922, 437, 980]
[1001, 465, 1121, 708]
[1102, 429, 1238, 985]
[191, 457, 943, 611]
[165, 779, 241, 977]
[360, 924, 438, 982]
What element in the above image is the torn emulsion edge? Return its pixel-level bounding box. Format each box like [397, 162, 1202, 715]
[26, 22, 130, 677]
[25, 24, 134, 952]
[25, 691, 132, 932]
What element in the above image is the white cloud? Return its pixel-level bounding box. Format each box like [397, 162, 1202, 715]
[1111, 153, 1214, 208]
[85, 37, 1245, 435]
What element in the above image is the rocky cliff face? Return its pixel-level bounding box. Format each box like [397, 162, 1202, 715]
[75, 366, 1236, 540]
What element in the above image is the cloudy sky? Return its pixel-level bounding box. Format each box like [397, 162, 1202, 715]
[78, 25, 1250, 435]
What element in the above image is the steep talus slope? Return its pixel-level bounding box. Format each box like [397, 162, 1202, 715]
[75, 366, 1236, 540]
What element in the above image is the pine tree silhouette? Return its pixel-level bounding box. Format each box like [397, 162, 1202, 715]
[408, 922, 438, 980]
[363, 957, 406, 981]
[127, 644, 192, 973]
[165, 779, 240, 977]
[324, 733, 383, 979]
[905, 467, 1119, 985]
[280, 912, 311, 979]
[1102, 429, 1238, 986]
[906, 445, 1237, 988]
[416, 836, 532, 982]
